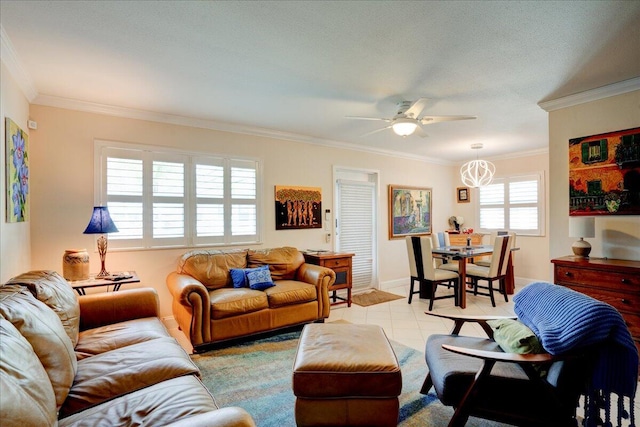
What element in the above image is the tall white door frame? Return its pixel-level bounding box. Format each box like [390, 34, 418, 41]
[333, 166, 379, 290]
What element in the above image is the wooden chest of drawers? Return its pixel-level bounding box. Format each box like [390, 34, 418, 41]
[447, 233, 483, 247]
[551, 256, 640, 356]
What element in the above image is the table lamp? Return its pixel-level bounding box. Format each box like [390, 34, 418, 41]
[569, 216, 595, 258]
[83, 206, 119, 278]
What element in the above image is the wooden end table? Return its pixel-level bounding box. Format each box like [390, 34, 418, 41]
[303, 252, 354, 307]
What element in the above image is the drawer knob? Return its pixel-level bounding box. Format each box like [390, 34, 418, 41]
[564, 272, 572, 277]
[621, 298, 631, 305]
[621, 278, 631, 284]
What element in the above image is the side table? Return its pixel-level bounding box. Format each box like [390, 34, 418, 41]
[70, 271, 140, 295]
[303, 252, 354, 307]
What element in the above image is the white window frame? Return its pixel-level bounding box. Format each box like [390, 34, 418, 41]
[94, 140, 262, 249]
[476, 172, 545, 236]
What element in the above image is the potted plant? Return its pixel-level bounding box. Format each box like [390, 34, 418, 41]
[604, 192, 621, 213]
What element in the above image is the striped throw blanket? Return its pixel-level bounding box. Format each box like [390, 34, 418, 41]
[514, 282, 637, 427]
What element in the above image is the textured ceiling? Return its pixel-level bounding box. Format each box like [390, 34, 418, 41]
[2, 1, 639, 162]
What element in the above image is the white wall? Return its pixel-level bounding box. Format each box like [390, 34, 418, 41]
[20, 101, 553, 317]
[28, 105, 462, 317]
[549, 90, 640, 268]
[0, 62, 31, 281]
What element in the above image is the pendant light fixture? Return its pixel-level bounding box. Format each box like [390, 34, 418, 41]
[460, 143, 495, 187]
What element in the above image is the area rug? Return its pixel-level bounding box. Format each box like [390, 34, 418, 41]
[191, 328, 510, 427]
[352, 289, 404, 307]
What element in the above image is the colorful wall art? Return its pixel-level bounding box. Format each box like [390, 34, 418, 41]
[5, 118, 29, 222]
[275, 186, 322, 230]
[569, 127, 640, 216]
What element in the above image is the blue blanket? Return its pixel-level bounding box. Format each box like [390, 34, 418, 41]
[514, 282, 637, 426]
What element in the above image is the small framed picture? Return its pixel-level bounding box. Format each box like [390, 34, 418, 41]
[457, 187, 470, 203]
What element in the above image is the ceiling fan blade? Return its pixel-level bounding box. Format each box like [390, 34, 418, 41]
[345, 116, 391, 122]
[360, 125, 392, 137]
[414, 125, 429, 138]
[403, 98, 430, 119]
[420, 115, 477, 124]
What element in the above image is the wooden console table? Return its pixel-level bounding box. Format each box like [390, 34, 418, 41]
[551, 256, 640, 357]
[303, 252, 354, 307]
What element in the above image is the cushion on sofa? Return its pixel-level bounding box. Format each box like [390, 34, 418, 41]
[230, 265, 269, 288]
[247, 246, 304, 280]
[178, 249, 248, 289]
[58, 375, 219, 427]
[264, 280, 317, 307]
[74, 317, 171, 360]
[209, 288, 269, 320]
[247, 268, 275, 290]
[6, 269, 80, 346]
[0, 285, 77, 409]
[0, 317, 58, 427]
[60, 336, 200, 418]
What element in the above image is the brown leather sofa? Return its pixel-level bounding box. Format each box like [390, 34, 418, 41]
[0, 270, 256, 427]
[167, 247, 336, 352]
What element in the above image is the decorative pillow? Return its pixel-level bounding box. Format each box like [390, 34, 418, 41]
[230, 265, 269, 288]
[246, 268, 275, 291]
[230, 268, 248, 288]
[487, 318, 544, 354]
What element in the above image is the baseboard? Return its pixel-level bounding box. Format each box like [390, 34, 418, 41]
[161, 316, 178, 330]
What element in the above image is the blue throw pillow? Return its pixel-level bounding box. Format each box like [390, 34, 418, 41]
[246, 268, 275, 291]
[230, 265, 269, 288]
[230, 268, 248, 288]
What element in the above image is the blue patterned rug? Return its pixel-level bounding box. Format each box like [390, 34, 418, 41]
[192, 328, 510, 427]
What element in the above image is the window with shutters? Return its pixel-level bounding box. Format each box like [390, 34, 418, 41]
[477, 172, 545, 236]
[95, 141, 261, 249]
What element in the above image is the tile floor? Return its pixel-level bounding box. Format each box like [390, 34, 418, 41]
[326, 284, 516, 352]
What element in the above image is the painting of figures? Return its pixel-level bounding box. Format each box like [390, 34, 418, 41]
[569, 127, 640, 216]
[388, 185, 432, 239]
[275, 186, 322, 230]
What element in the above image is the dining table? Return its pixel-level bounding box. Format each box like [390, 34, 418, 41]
[431, 245, 517, 309]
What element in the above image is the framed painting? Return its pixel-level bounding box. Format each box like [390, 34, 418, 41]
[457, 187, 470, 203]
[388, 185, 432, 239]
[5, 118, 29, 222]
[569, 127, 640, 216]
[275, 185, 322, 230]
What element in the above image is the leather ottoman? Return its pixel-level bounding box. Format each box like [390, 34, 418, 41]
[292, 323, 402, 427]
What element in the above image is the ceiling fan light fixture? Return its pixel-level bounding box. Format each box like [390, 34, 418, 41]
[392, 119, 418, 136]
[460, 143, 495, 187]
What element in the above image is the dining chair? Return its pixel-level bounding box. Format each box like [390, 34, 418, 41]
[431, 232, 451, 268]
[474, 231, 513, 267]
[465, 234, 513, 307]
[406, 236, 459, 309]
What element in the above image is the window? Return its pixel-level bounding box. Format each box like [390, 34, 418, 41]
[477, 172, 544, 236]
[95, 141, 261, 249]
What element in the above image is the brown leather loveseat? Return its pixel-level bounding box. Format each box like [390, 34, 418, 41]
[167, 247, 336, 352]
[0, 270, 256, 427]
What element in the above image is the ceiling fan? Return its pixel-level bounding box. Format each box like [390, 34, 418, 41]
[346, 98, 476, 137]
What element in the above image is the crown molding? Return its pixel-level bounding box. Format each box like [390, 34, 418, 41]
[0, 25, 38, 102]
[33, 94, 448, 165]
[538, 77, 640, 112]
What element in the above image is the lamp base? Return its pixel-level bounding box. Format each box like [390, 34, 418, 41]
[572, 238, 591, 258]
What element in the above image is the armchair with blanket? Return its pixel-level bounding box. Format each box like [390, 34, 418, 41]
[422, 281, 637, 427]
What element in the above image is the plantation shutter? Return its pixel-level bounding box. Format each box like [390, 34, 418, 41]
[479, 181, 505, 230]
[336, 179, 375, 290]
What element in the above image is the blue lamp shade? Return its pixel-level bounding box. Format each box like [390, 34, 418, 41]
[83, 206, 119, 234]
